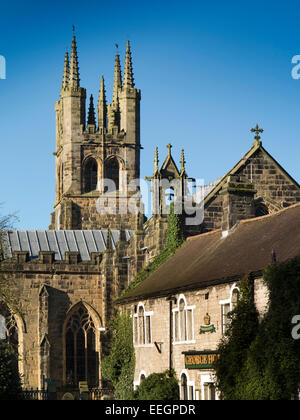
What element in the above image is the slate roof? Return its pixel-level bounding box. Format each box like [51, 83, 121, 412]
[2, 230, 133, 261]
[117, 204, 300, 304]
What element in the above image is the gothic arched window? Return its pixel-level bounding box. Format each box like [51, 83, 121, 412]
[65, 305, 98, 387]
[84, 158, 98, 193]
[105, 157, 120, 192]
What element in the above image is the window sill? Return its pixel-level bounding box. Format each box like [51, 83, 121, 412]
[173, 340, 196, 345]
[134, 344, 154, 349]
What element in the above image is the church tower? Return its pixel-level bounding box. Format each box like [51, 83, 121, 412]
[50, 34, 142, 230]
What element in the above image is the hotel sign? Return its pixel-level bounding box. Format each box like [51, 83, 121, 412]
[184, 352, 219, 370]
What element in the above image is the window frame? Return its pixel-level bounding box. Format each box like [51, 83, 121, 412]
[133, 303, 154, 348]
[219, 283, 240, 335]
[172, 295, 196, 345]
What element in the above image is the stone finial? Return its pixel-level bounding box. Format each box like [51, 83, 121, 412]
[61, 51, 70, 90]
[112, 54, 122, 110]
[106, 229, 113, 252]
[69, 34, 80, 89]
[154, 147, 159, 171]
[167, 143, 172, 156]
[98, 76, 107, 131]
[123, 40, 135, 89]
[87, 94, 96, 126]
[180, 149, 186, 174]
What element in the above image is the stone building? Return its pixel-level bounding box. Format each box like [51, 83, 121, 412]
[0, 33, 299, 392]
[117, 204, 300, 400]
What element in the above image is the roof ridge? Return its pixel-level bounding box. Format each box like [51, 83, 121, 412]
[240, 202, 300, 225]
[187, 228, 222, 241]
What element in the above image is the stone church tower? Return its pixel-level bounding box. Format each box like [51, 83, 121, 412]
[50, 35, 141, 231]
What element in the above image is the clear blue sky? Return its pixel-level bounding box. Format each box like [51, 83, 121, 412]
[0, 0, 299, 229]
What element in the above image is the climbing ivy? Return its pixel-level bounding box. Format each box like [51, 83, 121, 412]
[101, 310, 135, 400]
[214, 257, 300, 400]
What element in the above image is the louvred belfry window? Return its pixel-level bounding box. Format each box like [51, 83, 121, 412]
[84, 158, 98, 193]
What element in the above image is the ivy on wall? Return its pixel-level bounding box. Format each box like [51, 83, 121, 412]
[101, 310, 135, 400]
[214, 257, 300, 400]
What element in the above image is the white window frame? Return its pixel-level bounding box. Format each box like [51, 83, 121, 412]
[179, 369, 195, 400]
[133, 302, 154, 348]
[219, 283, 240, 335]
[173, 294, 196, 345]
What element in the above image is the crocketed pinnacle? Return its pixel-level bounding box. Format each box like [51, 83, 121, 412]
[98, 76, 107, 130]
[180, 149, 186, 174]
[87, 95, 96, 126]
[123, 40, 135, 89]
[154, 147, 159, 171]
[61, 51, 70, 90]
[112, 54, 122, 110]
[69, 35, 80, 88]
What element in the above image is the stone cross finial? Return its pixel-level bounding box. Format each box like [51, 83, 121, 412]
[251, 124, 264, 142]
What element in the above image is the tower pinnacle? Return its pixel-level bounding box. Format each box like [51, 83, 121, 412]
[112, 54, 122, 110]
[87, 94, 96, 126]
[123, 40, 135, 89]
[69, 34, 80, 89]
[98, 76, 107, 131]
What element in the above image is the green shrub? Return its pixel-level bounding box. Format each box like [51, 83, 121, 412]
[134, 370, 179, 400]
[0, 341, 23, 400]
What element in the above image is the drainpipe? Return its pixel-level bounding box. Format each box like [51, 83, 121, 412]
[166, 296, 177, 372]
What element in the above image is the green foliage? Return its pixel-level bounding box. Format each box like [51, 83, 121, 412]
[134, 370, 179, 400]
[0, 341, 23, 400]
[214, 277, 259, 400]
[214, 257, 300, 400]
[124, 205, 185, 294]
[102, 310, 135, 400]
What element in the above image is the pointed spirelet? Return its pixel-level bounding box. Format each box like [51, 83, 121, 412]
[154, 147, 159, 171]
[123, 40, 135, 89]
[180, 149, 186, 173]
[61, 51, 70, 90]
[98, 76, 107, 130]
[87, 95, 96, 126]
[112, 54, 122, 110]
[69, 35, 80, 89]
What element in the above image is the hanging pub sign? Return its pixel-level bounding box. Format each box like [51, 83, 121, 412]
[183, 351, 220, 370]
[199, 313, 216, 334]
